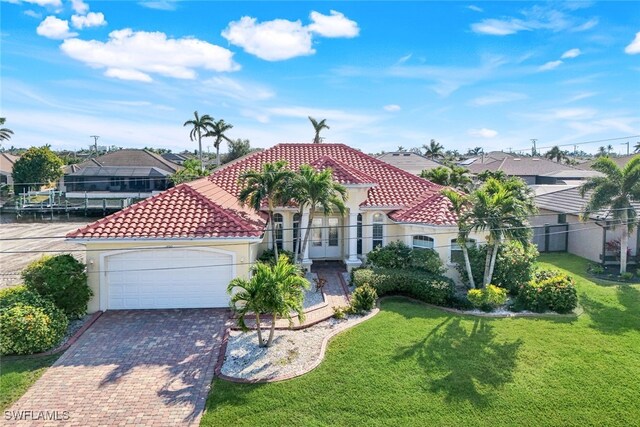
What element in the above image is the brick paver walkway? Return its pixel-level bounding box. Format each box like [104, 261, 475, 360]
[6, 309, 229, 427]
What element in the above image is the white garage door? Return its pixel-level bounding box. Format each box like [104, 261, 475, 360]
[105, 248, 234, 309]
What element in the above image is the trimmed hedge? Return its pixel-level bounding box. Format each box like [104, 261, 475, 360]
[353, 268, 455, 306]
[517, 270, 578, 314]
[467, 285, 508, 312]
[366, 241, 445, 275]
[22, 254, 91, 318]
[257, 249, 296, 265]
[0, 286, 68, 356]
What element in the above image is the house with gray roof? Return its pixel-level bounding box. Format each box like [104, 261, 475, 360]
[377, 151, 442, 175]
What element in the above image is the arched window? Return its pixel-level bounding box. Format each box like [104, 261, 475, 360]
[357, 213, 363, 255]
[372, 213, 384, 249]
[292, 213, 300, 253]
[412, 235, 434, 250]
[273, 213, 284, 250]
[450, 238, 476, 264]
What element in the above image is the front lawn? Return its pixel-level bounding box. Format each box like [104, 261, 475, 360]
[203, 253, 639, 426]
[0, 355, 59, 410]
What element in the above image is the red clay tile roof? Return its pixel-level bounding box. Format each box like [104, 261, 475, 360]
[309, 156, 377, 185]
[389, 192, 458, 226]
[66, 178, 266, 239]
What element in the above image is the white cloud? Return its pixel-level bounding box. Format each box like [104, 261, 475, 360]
[19, 0, 62, 7]
[625, 32, 640, 54]
[538, 60, 563, 71]
[138, 0, 178, 11]
[70, 0, 89, 14]
[60, 28, 239, 82]
[201, 76, 275, 101]
[561, 48, 581, 59]
[571, 18, 598, 32]
[71, 12, 107, 29]
[383, 104, 401, 112]
[36, 16, 77, 39]
[222, 16, 314, 61]
[469, 91, 527, 106]
[552, 108, 597, 120]
[471, 18, 528, 35]
[23, 9, 42, 18]
[467, 5, 483, 13]
[308, 10, 359, 38]
[468, 128, 498, 138]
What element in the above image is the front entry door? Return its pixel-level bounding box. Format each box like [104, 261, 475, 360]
[309, 216, 342, 260]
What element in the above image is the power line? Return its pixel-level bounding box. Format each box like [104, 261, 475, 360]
[510, 135, 640, 154]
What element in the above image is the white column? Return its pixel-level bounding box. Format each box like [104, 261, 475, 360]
[348, 212, 358, 261]
[301, 210, 311, 265]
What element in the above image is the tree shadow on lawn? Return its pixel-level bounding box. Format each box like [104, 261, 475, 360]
[393, 313, 522, 407]
[580, 285, 640, 334]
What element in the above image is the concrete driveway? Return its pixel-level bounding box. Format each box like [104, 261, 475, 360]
[8, 309, 229, 426]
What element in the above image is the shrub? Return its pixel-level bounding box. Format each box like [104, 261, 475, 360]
[517, 270, 578, 314]
[350, 284, 377, 314]
[620, 272, 633, 281]
[456, 241, 538, 294]
[257, 249, 296, 265]
[22, 254, 91, 318]
[333, 306, 349, 319]
[467, 285, 508, 312]
[0, 288, 68, 356]
[366, 241, 413, 269]
[411, 249, 446, 274]
[588, 263, 605, 275]
[353, 268, 455, 306]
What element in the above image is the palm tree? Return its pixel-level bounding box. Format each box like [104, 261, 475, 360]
[292, 165, 347, 262]
[634, 142, 640, 153]
[308, 116, 329, 144]
[545, 146, 568, 163]
[423, 139, 444, 160]
[183, 111, 214, 174]
[579, 156, 640, 274]
[238, 161, 294, 260]
[227, 256, 309, 347]
[467, 147, 483, 156]
[205, 119, 233, 168]
[441, 189, 475, 289]
[607, 144, 614, 154]
[0, 117, 13, 141]
[466, 178, 535, 287]
[421, 166, 450, 185]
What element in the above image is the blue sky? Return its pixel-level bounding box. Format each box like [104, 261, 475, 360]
[1, 0, 639, 155]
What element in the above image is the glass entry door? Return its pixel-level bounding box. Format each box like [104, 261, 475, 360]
[308, 216, 342, 259]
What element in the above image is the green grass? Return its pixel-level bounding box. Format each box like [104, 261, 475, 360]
[203, 253, 640, 427]
[0, 355, 59, 410]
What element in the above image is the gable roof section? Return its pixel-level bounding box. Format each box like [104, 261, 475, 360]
[309, 156, 377, 185]
[467, 156, 582, 177]
[73, 149, 182, 173]
[535, 186, 640, 220]
[67, 177, 266, 239]
[0, 153, 19, 174]
[576, 154, 640, 171]
[377, 152, 442, 175]
[389, 192, 458, 225]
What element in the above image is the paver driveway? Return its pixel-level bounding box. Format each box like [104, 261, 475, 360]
[7, 309, 229, 426]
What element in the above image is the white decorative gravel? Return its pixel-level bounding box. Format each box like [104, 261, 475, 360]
[303, 272, 325, 309]
[221, 313, 372, 381]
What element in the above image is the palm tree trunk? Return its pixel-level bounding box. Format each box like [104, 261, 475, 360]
[197, 128, 204, 174]
[487, 241, 500, 285]
[483, 244, 493, 288]
[216, 141, 221, 168]
[620, 210, 628, 274]
[266, 313, 277, 347]
[300, 207, 316, 262]
[255, 312, 264, 347]
[269, 210, 279, 260]
[295, 207, 303, 262]
[461, 243, 476, 289]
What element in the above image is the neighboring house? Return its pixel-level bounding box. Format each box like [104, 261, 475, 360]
[0, 152, 19, 185]
[377, 152, 442, 175]
[161, 152, 193, 165]
[466, 156, 600, 185]
[533, 186, 639, 264]
[459, 150, 514, 166]
[61, 149, 182, 199]
[576, 154, 639, 171]
[67, 143, 475, 312]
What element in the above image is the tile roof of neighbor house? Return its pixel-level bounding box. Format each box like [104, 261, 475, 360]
[466, 156, 585, 177]
[74, 149, 182, 173]
[67, 166, 172, 178]
[0, 152, 19, 174]
[535, 186, 640, 220]
[67, 143, 456, 239]
[377, 152, 443, 175]
[67, 177, 266, 239]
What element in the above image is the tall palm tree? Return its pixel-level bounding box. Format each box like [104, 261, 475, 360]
[292, 165, 347, 262]
[466, 178, 535, 287]
[467, 147, 483, 156]
[596, 146, 608, 157]
[238, 161, 294, 260]
[205, 119, 233, 168]
[634, 142, 640, 153]
[0, 117, 13, 141]
[183, 111, 214, 174]
[423, 139, 445, 160]
[607, 144, 614, 154]
[545, 146, 568, 163]
[579, 156, 640, 274]
[442, 189, 475, 289]
[227, 256, 309, 347]
[308, 116, 329, 144]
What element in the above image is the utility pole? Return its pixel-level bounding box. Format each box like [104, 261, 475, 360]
[622, 141, 629, 155]
[90, 135, 100, 157]
[530, 139, 538, 157]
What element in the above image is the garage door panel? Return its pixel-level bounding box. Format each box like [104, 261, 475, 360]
[105, 249, 233, 310]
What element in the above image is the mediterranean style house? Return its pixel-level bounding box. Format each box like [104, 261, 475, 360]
[67, 143, 470, 312]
